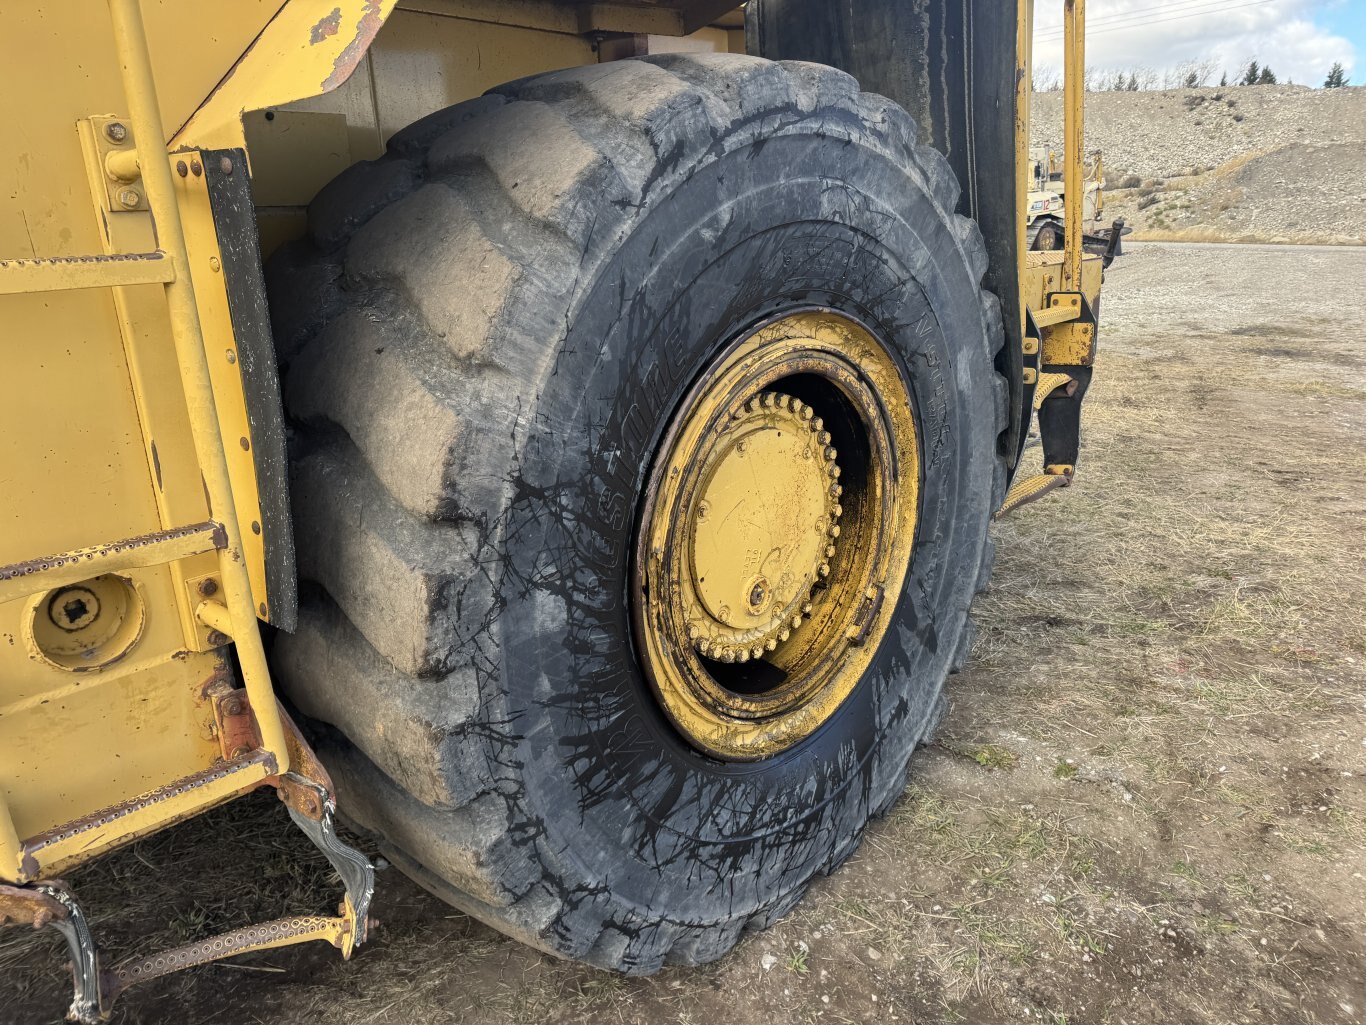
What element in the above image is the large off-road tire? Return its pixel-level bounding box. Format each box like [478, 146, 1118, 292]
[266, 53, 1007, 972]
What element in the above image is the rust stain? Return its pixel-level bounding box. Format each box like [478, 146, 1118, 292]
[0, 885, 67, 929]
[212, 687, 264, 762]
[322, 0, 386, 92]
[309, 7, 342, 45]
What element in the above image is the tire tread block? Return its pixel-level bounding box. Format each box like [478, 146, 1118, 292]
[290, 442, 494, 678]
[276, 594, 484, 809]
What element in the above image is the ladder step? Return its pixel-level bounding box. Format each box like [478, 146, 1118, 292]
[18, 749, 275, 882]
[103, 914, 350, 1004]
[0, 520, 225, 607]
[1031, 303, 1081, 329]
[1033, 372, 1075, 409]
[0, 251, 174, 296]
[996, 471, 1072, 519]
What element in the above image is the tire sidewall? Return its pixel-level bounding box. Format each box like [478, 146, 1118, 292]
[495, 130, 996, 932]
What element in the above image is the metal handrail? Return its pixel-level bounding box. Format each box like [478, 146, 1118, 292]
[105, 0, 290, 768]
[1061, 0, 1086, 293]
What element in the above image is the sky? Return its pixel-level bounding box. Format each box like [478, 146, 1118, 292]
[1032, 0, 1362, 87]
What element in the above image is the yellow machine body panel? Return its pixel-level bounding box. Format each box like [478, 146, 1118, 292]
[0, 0, 408, 884]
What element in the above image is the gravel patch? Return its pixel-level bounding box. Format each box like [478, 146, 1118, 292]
[1033, 85, 1366, 244]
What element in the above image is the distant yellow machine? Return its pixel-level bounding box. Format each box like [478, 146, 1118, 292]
[1026, 145, 1126, 258]
[0, 2, 1103, 1018]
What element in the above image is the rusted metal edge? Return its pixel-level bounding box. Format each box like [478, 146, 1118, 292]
[322, 0, 387, 91]
[173, 1, 399, 150]
[0, 521, 226, 606]
[0, 883, 68, 929]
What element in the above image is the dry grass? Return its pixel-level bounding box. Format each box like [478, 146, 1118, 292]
[1129, 227, 1366, 246]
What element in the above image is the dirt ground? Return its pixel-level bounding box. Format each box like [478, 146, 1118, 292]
[5, 242, 1365, 1025]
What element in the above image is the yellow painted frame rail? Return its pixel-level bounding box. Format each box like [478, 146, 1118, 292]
[0, 252, 173, 294]
[0, 523, 223, 608]
[1061, 0, 1086, 295]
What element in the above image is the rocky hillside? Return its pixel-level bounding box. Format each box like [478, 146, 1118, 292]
[1032, 85, 1366, 245]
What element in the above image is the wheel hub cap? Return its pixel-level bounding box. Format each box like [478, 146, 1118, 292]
[633, 310, 921, 761]
[686, 393, 842, 663]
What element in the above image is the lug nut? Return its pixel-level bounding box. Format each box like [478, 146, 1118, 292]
[105, 122, 127, 143]
[197, 578, 219, 597]
[118, 188, 140, 209]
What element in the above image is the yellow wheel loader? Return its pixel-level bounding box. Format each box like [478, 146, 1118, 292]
[0, 2, 1104, 1018]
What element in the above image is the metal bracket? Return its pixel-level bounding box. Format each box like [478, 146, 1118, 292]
[184, 573, 226, 650]
[1041, 291, 1098, 366]
[1, 883, 102, 1021]
[1002, 296, 1092, 516]
[82, 116, 146, 215]
[1011, 311, 1045, 471]
[33, 883, 104, 1024]
[284, 778, 375, 957]
[209, 685, 265, 761]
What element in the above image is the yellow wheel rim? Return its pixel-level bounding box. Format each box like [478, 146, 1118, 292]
[633, 310, 921, 761]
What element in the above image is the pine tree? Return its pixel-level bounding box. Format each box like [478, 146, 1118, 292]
[1257, 66, 1277, 85]
[1220, 71, 1228, 87]
[1127, 73, 1139, 91]
[1241, 60, 1260, 86]
[1324, 62, 1349, 89]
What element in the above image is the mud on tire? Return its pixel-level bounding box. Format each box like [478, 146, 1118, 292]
[266, 53, 1008, 972]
